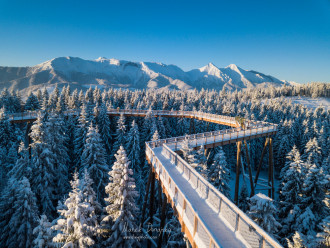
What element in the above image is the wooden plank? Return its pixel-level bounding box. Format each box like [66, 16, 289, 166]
[253, 138, 269, 194]
[269, 138, 275, 199]
[234, 141, 242, 205]
[147, 172, 156, 248]
[157, 193, 167, 248]
[244, 140, 255, 196]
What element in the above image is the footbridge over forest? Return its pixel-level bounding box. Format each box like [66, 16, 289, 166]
[9, 109, 282, 248]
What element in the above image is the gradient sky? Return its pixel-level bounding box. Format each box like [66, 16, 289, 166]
[0, 0, 329, 83]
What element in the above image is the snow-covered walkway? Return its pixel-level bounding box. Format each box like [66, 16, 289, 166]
[154, 147, 246, 248]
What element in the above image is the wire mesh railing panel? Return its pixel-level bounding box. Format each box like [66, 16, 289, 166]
[177, 159, 184, 173]
[184, 204, 195, 233]
[206, 188, 221, 213]
[220, 201, 237, 230]
[162, 170, 167, 187]
[183, 165, 190, 180]
[177, 191, 184, 209]
[170, 179, 176, 196]
[196, 178, 208, 199]
[238, 217, 263, 248]
[196, 221, 211, 248]
[189, 171, 198, 189]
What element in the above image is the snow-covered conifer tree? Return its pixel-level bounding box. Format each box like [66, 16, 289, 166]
[25, 91, 40, 111]
[180, 135, 198, 168]
[74, 103, 90, 169]
[238, 183, 249, 212]
[248, 193, 281, 236]
[33, 215, 53, 248]
[94, 103, 112, 156]
[68, 88, 79, 109]
[102, 146, 139, 247]
[152, 129, 160, 141]
[302, 137, 322, 167]
[287, 231, 307, 248]
[6, 177, 39, 248]
[278, 146, 305, 239]
[208, 147, 231, 198]
[126, 120, 141, 173]
[30, 113, 57, 217]
[53, 171, 97, 248]
[295, 164, 325, 235]
[81, 168, 102, 218]
[111, 114, 126, 163]
[8, 141, 31, 180]
[0, 178, 19, 247]
[195, 145, 208, 178]
[46, 115, 70, 197]
[48, 84, 59, 111]
[316, 216, 330, 247]
[81, 124, 109, 201]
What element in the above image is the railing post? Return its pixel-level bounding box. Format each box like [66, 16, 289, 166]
[235, 214, 240, 231]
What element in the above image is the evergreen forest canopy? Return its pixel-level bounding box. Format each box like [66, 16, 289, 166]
[0, 82, 329, 248]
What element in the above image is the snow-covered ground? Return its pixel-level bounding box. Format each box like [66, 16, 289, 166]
[285, 96, 330, 110]
[229, 170, 280, 201]
[263, 96, 330, 110]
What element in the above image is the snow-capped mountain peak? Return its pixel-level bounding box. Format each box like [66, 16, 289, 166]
[0, 56, 292, 95]
[226, 64, 242, 72]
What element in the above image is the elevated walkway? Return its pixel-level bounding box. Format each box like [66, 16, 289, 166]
[8, 109, 281, 247]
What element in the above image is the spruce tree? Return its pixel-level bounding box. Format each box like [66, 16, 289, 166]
[287, 232, 307, 248]
[248, 193, 281, 236]
[53, 172, 97, 248]
[81, 168, 102, 218]
[7, 177, 39, 248]
[126, 120, 141, 174]
[94, 103, 112, 156]
[316, 216, 330, 247]
[81, 124, 109, 201]
[46, 115, 70, 197]
[29, 113, 57, 217]
[180, 135, 198, 168]
[111, 114, 126, 163]
[8, 141, 31, 180]
[208, 147, 231, 198]
[33, 215, 54, 248]
[0, 178, 19, 247]
[102, 146, 139, 247]
[74, 103, 90, 169]
[25, 91, 40, 111]
[295, 164, 325, 235]
[302, 137, 322, 167]
[238, 183, 249, 212]
[278, 147, 304, 240]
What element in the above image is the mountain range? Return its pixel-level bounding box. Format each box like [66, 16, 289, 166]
[0, 56, 294, 95]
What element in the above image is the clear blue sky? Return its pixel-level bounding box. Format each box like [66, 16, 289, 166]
[0, 0, 329, 83]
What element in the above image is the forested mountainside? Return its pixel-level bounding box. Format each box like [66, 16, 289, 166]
[0, 82, 329, 247]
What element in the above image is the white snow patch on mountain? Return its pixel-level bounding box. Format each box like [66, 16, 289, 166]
[0, 56, 295, 95]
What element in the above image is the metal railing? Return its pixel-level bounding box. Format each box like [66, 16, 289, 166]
[148, 123, 277, 150]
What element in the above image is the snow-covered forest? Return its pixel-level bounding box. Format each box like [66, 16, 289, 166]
[0, 82, 329, 248]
